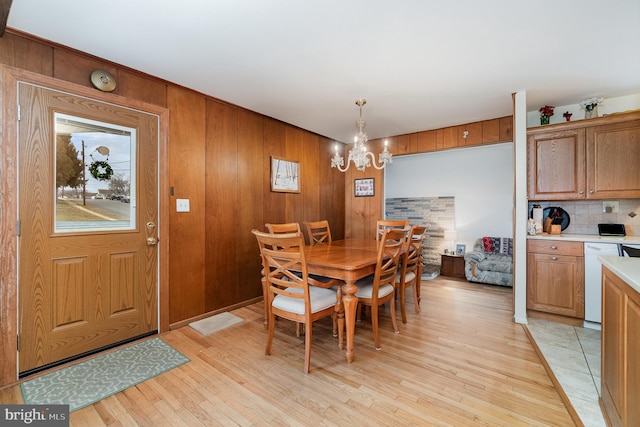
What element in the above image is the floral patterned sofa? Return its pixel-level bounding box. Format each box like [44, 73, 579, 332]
[464, 237, 513, 287]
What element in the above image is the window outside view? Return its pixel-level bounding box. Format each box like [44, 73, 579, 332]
[54, 113, 136, 232]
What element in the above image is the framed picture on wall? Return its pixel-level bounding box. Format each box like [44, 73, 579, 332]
[270, 156, 300, 193]
[354, 178, 375, 197]
[456, 244, 466, 256]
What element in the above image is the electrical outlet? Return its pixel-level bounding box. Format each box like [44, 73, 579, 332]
[602, 201, 619, 213]
[176, 198, 190, 212]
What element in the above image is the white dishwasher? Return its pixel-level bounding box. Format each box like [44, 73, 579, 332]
[583, 242, 620, 329]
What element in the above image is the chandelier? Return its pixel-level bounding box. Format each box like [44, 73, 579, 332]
[331, 99, 392, 172]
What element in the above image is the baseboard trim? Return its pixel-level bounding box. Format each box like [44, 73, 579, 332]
[169, 296, 262, 330]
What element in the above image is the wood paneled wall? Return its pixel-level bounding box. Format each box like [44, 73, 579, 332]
[343, 140, 386, 241]
[0, 30, 345, 330]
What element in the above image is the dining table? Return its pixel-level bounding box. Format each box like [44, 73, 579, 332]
[304, 239, 380, 363]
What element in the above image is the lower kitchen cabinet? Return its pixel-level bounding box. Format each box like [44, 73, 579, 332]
[601, 266, 640, 427]
[527, 240, 584, 318]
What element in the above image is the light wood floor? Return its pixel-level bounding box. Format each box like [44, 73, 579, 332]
[0, 277, 576, 426]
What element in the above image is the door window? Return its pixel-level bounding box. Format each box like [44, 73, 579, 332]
[54, 113, 136, 233]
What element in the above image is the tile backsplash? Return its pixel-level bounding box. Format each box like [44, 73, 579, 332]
[528, 199, 640, 236]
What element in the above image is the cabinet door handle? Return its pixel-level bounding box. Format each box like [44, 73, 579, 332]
[550, 245, 557, 250]
[589, 190, 594, 194]
[579, 190, 584, 194]
[551, 256, 557, 261]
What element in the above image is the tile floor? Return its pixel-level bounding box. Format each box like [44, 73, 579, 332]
[526, 318, 605, 427]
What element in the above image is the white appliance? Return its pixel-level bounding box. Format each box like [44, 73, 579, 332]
[583, 242, 620, 329]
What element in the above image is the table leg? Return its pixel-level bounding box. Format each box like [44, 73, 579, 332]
[416, 263, 423, 306]
[342, 280, 358, 363]
[334, 286, 344, 349]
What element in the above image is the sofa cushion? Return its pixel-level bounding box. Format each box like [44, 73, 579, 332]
[482, 236, 513, 255]
[484, 253, 512, 262]
[482, 236, 497, 253]
[475, 259, 513, 274]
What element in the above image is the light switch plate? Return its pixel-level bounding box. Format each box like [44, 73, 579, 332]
[176, 198, 190, 212]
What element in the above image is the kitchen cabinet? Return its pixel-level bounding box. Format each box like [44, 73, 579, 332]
[526, 240, 584, 318]
[600, 266, 640, 427]
[586, 119, 640, 199]
[527, 128, 585, 200]
[527, 111, 640, 200]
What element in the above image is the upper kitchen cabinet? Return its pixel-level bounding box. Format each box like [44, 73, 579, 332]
[587, 119, 640, 199]
[528, 128, 586, 200]
[528, 111, 640, 200]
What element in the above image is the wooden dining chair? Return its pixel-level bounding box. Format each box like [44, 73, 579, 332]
[354, 228, 405, 349]
[265, 222, 301, 234]
[260, 222, 302, 328]
[252, 229, 342, 374]
[376, 219, 409, 242]
[263, 221, 340, 337]
[304, 220, 332, 246]
[396, 224, 428, 323]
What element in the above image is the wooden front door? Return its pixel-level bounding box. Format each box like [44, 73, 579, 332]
[18, 83, 159, 375]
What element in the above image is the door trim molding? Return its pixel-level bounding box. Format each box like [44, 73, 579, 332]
[0, 64, 170, 387]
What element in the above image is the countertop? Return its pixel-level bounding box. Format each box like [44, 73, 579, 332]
[598, 256, 640, 293]
[527, 233, 640, 245]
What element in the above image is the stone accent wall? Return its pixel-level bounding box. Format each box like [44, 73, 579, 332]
[385, 196, 455, 266]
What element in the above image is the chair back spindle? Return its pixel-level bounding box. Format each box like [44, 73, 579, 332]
[304, 220, 332, 246]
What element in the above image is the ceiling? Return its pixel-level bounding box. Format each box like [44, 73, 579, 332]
[6, 1, 640, 144]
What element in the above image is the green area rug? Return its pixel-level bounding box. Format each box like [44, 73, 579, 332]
[20, 338, 189, 412]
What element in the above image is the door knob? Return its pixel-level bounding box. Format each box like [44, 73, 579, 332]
[146, 237, 159, 246]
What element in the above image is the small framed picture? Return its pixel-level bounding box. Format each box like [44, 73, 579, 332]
[456, 244, 466, 256]
[354, 178, 375, 197]
[270, 156, 300, 193]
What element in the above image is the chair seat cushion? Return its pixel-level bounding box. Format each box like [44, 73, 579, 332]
[395, 271, 416, 284]
[272, 286, 337, 315]
[354, 279, 395, 299]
